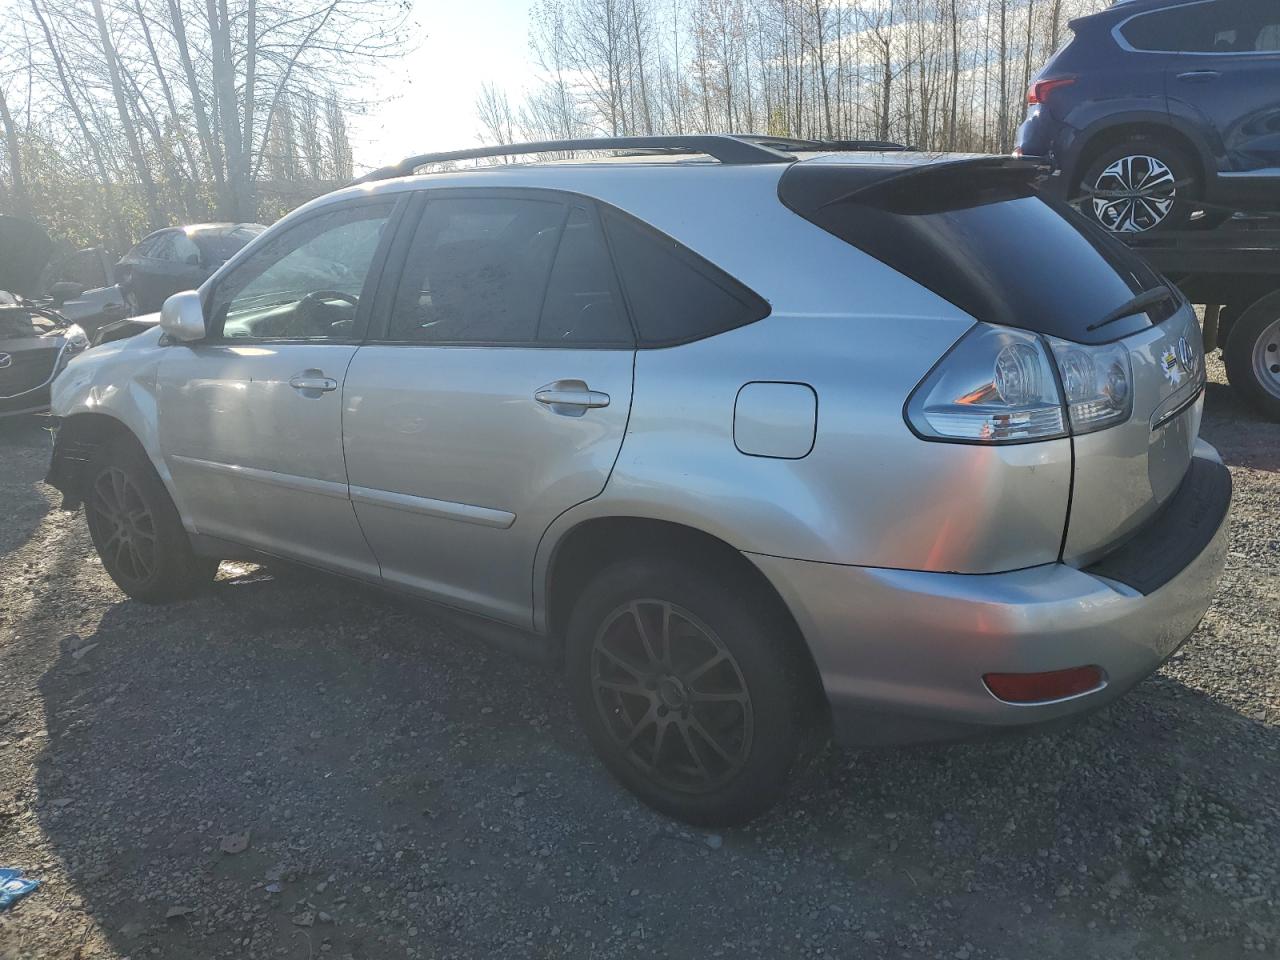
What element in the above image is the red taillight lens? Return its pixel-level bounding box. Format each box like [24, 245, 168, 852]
[1028, 76, 1076, 105]
[983, 665, 1104, 703]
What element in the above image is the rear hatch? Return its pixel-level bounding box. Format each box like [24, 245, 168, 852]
[780, 154, 1205, 563]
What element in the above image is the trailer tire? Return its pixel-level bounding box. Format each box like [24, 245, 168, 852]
[1224, 291, 1280, 421]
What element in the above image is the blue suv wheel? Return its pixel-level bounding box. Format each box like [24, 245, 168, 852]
[1078, 135, 1199, 232]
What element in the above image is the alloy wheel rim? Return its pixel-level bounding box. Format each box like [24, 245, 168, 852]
[1091, 155, 1177, 233]
[90, 467, 158, 583]
[591, 599, 753, 794]
[1251, 317, 1280, 400]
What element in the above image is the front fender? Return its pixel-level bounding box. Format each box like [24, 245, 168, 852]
[48, 327, 184, 515]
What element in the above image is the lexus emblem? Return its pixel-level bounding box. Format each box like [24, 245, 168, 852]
[0, 353, 12, 369]
[1175, 335, 1197, 375]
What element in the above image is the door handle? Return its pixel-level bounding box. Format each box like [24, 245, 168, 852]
[534, 380, 610, 416]
[1176, 70, 1221, 82]
[289, 372, 338, 394]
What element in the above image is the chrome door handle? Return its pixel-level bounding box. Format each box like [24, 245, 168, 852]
[289, 373, 338, 393]
[534, 380, 610, 416]
[1176, 70, 1221, 82]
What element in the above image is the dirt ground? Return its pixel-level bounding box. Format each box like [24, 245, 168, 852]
[1, 355, 1277, 960]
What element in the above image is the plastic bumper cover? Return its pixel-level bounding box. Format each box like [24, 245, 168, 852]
[748, 453, 1231, 746]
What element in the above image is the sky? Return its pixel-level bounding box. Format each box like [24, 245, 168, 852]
[349, 0, 538, 174]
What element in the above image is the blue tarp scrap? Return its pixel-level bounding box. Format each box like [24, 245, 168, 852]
[0, 867, 40, 911]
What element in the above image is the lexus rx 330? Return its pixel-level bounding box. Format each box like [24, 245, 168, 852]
[46, 136, 1231, 825]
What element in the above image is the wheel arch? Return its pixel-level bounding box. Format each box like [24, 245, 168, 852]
[1065, 116, 1210, 195]
[540, 515, 828, 716]
[47, 411, 152, 509]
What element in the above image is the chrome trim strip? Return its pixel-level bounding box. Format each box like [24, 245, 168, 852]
[1218, 168, 1280, 178]
[349, 484, 516, 529]
[1152, 383, 1205, 430]
[169, 455, 351, 501]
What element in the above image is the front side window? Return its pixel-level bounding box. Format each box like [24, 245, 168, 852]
[169, 232, 202, 265]
[207, 201, 394, 341]
[386, 194, 632, 346]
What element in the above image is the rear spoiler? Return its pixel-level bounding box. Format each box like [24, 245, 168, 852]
[780, 156, 1051, 218]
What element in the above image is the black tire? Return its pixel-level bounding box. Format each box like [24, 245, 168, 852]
[565, 557, 810, 826]
[84, 437, 218, 602]
[1223, 291, 1280, 421]
[1076, 136, 1199, 233]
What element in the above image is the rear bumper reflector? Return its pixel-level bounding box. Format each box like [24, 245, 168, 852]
[983, 665, 1105, 704]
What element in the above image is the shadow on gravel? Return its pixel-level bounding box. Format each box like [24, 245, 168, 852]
[1201, 382, 1280, 472]
[29, 565, 1280, 959]
[0, 414, 56, 557]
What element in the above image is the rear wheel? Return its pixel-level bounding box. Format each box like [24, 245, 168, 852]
[1224, 291, 1280, 421]
[1077, 137, 1199, 233]
[565, 558, 809, 826]
[85, 438, 218, 602]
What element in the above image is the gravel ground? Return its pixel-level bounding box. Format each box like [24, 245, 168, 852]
[0, 355, 1277, 960]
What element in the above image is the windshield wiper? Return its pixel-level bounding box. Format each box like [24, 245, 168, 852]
[1086, 286, 1175, 332]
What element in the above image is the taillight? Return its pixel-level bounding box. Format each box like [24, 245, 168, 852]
[1028, 76, 1076, 105]
[984, 666, 1105, 703]
[906, 323, 1134, 444]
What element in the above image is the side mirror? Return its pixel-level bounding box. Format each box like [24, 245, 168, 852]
[48, 281, 86, 305]
[159, 291, 206, 341]
[185, 253, 201, 266]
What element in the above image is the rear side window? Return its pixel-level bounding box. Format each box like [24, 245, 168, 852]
[780, 161, 1173, 345]
[1121, 0, 1271, 53]
[601, 209, 770, 346]
[388, 196, 566, 344]
[538, 206, 632, 345]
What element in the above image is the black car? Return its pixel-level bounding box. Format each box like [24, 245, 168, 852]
[1017, 0, 1280, 232]
[114, 223, 266, 314]
[0, 217, 95, 418]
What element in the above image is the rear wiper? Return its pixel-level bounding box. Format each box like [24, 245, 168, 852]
[1086, 286, 1175, 332]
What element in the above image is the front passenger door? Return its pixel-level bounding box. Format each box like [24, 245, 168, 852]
[342, 192, 636, 626]
[156, 198, 401, 578]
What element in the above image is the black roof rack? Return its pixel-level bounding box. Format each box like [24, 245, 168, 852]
[355, 134, 912, 183]
[356, 136, 790, 182]
[742, 136, 911, 152]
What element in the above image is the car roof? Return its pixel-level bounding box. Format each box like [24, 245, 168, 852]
[141, 223, 264, 242]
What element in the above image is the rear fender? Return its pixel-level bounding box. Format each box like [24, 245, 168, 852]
[1060, 108, 1215, 190]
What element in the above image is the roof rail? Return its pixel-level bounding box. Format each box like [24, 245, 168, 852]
[738, 135, 910, 152]
[356, 135, 801, 183]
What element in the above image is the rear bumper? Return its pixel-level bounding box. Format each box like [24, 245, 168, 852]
[749, 452, 1231, 746]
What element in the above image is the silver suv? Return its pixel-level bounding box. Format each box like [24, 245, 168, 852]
[47, 136, 1231, 825]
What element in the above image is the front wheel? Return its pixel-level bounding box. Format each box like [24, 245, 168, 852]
[565, 558, 810, 826]
[1076, 137, 1199, 233]
[1224, 291, 1280, 421]
[85, 438, 218, 602]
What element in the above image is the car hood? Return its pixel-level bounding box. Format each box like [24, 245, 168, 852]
[0, 215, 55, 298]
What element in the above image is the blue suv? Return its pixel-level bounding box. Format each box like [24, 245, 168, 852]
[1017, 0, 1280, 232]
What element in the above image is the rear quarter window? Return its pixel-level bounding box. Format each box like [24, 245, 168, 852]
[601, 209, 770, 347]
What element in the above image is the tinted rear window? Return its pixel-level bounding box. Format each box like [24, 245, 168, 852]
[780, 162, 1173, 344]
[601, 209, 770, 346]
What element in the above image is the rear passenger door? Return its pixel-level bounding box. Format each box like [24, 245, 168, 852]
[1125, 0, 1280, 173]
[342, 190, 636, 626]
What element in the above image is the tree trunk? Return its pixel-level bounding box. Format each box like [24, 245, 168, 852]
[0, 88, 31, 219]
[91, 0, 163, 228]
